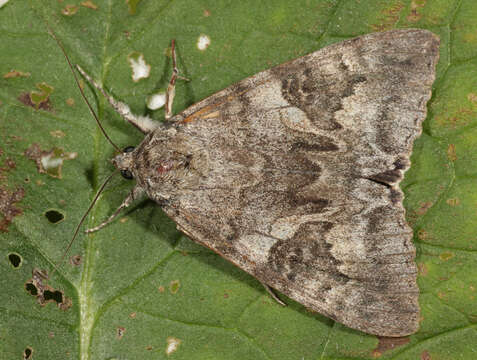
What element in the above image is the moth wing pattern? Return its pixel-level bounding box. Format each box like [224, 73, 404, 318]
[134, 29, 439, 336]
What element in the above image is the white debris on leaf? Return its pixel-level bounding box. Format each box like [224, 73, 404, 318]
[41, 152, 77, 169]
[197, 34, 211, 51]
[41, 154, 64, 170]
[147, 92, 166, 110]
[166, 337, 181, 355]
[39, 150, 78, 178]
[127, 52, 151, 82]
[0, 0, 10, 8]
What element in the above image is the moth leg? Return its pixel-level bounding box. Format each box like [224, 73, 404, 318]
[164, 39, 189, 121]
[76, 65, 161, 134]
[262, 283, 287, 306]
[85, 186, 144, 233]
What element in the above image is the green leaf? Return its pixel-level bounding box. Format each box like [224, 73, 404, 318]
[1, 0, 477, 359]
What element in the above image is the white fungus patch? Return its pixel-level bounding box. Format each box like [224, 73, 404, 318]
[197, 34, 211, 51]
[166, 337, 181, 355]
[147, 91, 166, 110]
[0, 0, 10, 7]
[127, 52, 151, 82]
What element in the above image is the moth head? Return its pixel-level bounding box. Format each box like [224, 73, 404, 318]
[113, 146, 136, 180]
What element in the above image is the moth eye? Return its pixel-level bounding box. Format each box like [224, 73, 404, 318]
[120, 169, 134, 180]
[123, 146, 135, 153]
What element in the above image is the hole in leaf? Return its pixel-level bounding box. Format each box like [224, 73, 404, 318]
[44, 209, 64, 224]
[8, 252, 22, 268]
[25, 282, 38, 296]
[25, 268, 73, 310]
[70, 254, 82, 266]
[23, 346, 33, 360]
[43, 289, 63, 304]
[117, 326, 126, 339]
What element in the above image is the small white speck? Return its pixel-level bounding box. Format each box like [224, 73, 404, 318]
[166, 337, 181, 355]
[0, 0, 10, 8]
[197, 34, 211, 51]
[127, 52, 151, 82]
[147, 92, 166, 110]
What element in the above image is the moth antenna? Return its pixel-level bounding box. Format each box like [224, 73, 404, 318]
[49, 170, 118, 278]
[45, 24, 121, 152]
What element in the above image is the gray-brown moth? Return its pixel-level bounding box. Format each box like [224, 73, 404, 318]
[62, 29, 440, 337]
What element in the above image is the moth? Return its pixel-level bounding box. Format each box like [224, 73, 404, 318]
[53, 28, 439, 337]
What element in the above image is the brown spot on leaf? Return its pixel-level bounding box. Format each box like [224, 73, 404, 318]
[468, 93, 477, 104]
[18, 92, 51, 111]
[50, 130, 66, 138]
[446, 198, 460, 206]
[65, 98, 75, 106]
[129, 312, 137, 319]
[416, 201, 432, 216]
[371, 1, 405, 31]
[18, 82, 54, 110]
[169, 280, 180, 294]
[0, 157, 16, 181]
[158, 285, 165, 293]
[3, 70, 30, 79]
[126, 0, 141, 14]
[439, 252, 454, 261]
[447, 144, 457, 161]
[80, 0, 98, 10]
[417, 229, 429, 240]
[436, 106, 477, 129]
[24, 143, 77, 179]
[203, 9, 211, 17]
[32, 82, 54, 109]
[406, 0, 426, 22]
[372, 336, 410, 357]
[0, 186, 24, 232]
[70, 254, 82, 266]
[5, 158, 16, 169]
[25, 268, 72, 310]
[9, 135, 22, 142]
[61, 4, 79, 16]
[417, 263, 428, 276]
[421, 350, 431, 360]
